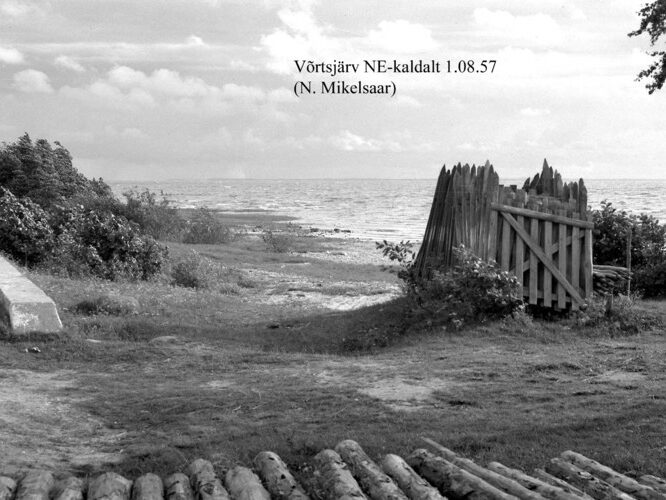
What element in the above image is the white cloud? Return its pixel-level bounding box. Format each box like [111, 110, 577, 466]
[185, 35, 207, 47]
[520, 107, 551, 117]
[54, 55, 85, 72]
[0, 46, 24, 64]
[473, 8, 564, 47]
[108, 66, 217, 97]
[366, 20, 438, 53]
[1, 0, 31, 17]
[12, 69, 53, 93]
[330, 130, 403, 152]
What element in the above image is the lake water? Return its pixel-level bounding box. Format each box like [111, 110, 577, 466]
[110, 178, 666, 242]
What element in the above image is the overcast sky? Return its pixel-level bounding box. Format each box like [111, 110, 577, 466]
[1, 0, 665, 180]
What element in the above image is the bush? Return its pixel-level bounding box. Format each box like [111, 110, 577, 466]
[73, 294, 140, 316]
[183, 208, 233, 244]
[262, 229, 294, 253]
[122, 189, 185, 241]
[0, 187, 54, 265]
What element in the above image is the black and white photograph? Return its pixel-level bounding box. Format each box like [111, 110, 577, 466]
[2, 0, 666, 498]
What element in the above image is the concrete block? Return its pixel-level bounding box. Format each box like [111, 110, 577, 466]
[0, 256, 63, 335]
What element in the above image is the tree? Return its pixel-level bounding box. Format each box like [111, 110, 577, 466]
[629, 0, 666, 93]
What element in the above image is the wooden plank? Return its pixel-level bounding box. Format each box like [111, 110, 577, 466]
[544, 218, 553, 307]
[583, 225, 593, 301]
[529, 216, 539, 305]
[501, 217, 511, 272]
[491, 204, 594, 229]
[488, 174, 500, 262]
[558, 220, 567, 309]
[571, 226, 581, 311]
[500, 212, 585, 306]
[515, 216, 524, 289]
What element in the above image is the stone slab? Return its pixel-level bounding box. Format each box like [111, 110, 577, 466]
[0, 256, 62, 335]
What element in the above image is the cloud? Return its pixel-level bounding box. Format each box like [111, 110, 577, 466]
[54, 55, 85, 72]
[12, 69, 53, 93]
[0, 45, 24, 64]
[473, 8, 564, 47]
[366, 20, 438, 53]
[0, 0, 37, 17]
[520, 107, 551, 117]
[185, 35, 207, 47]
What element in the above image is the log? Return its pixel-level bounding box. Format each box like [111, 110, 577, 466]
[187, 459, 229, 500]
[560, 452, 663, 500]
[487, 462, 584, 500]
[0, 477, 17, 500]
[421, 438, 545, 500]
[639, 478, 666, 496]
[313, 449, 367, 500]
[224, 467, 270, 500]
[545, 459, 635, 500]
[16, 471, 55, 500]
[406, 449, 519, 500]
[53, 477, 84, 500]
[253, 451, 310, 500]
[532, 470, 592, 499]
[380, 454, 446, 500]
[165, 474, 194, 500]
[132, 474, 164, 500]
[88, 473, 132, 500]
[335, 440, 408, 500]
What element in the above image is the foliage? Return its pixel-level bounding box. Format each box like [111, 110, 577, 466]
[122, 189, 185, 241]
[0, 187, 54, 265]
[183, 207, 234, 244]
[633, 262, 666, 298]
[261, 229, 295, 253]
[629, 0, 666, 93]
[375, 240, 415, 280]
[575, 293, 662, 335]
[170, 250, 238, 292]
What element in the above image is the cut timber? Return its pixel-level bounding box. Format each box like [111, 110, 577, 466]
[53, 477, 84, 500]
[16, 470, 55, 500]
[421, 438, 545, 500]
[313, 449, 367, 500]
[532, 470, 592, 500]
[335, 440, 408, 500]
[560, 452, 664, 500]
[546, 459, 635, 500]
[407, 449, 519, 500]
[165, 474, 194, 500]
[132, 474, 164, 500]
[224, 467, 270, 500]
[381, 454, 446, 500]
[187, 459, 229, 500]
[487, 462, 583, 500]
[88, 473, 132, 500]
[0, 477, 17, 500]
[639, 478, 666, 496]
[254, 451, 310, 500]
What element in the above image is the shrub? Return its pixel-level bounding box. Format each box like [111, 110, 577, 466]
[122, 189, 185, 241]
[262, 229, 294, 253]
[183, 207, 233, 244]
[0, 187, 54, 265]
[73, 294, 140, 316]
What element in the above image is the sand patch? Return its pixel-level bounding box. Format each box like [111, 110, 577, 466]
[358, 376, 459, 411]
[0, 369, 124, 473]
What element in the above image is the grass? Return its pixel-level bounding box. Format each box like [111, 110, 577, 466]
[2, 228, 666, 486]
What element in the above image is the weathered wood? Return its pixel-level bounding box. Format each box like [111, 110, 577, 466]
[532, 470, 592, 500]
[335, 440, 408, 500]
[544, 218, 553, 307]
[53, 477, 84, 500]
[381, 454, 446, 500]
[224, 467, 270, 500]
[0, 477, 17, 500]
[557, 219, 567, 309]
[187, 459, 229, 500]
[487, 462, 585, 500]
[501, 217, 511, 271]
[313, 449, 367, 500]
[545, 458, 635, 500]
[89, 473, 132, 500]
[16, 471, 55, 500]
[421, 439, 545, 500]
[165, 474, 194, 500]
[490, 205, 594, 229]
[132, 474, 163, 500]
[560, 452, 663, 500]
[639, 477, 666, 495]
[406, 449, 519, 500]
[254, 451, 310, 500]
[529, 216, 539, 305]
[571, 227, 581, 311]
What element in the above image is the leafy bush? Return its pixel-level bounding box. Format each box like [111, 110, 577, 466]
[122, 189, 185, 241]
[262, 229, 295, 253]
[73, 294, 140, 316]
[575, 293, 661, 335]
[183, 207, 233, 244]
[170, 250, 239, 292]
[0, 187, 54, 265]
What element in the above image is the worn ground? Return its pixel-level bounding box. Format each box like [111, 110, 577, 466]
[1, 229, 665, 484]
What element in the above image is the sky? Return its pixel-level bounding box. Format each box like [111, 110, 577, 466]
[1, 0, 665, 181]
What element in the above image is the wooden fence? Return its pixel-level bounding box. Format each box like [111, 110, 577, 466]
[414, 160, 593, 310]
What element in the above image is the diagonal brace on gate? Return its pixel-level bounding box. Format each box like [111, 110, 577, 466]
[499, 211, 585, 307]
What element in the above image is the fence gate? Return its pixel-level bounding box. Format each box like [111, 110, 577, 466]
[415, 160, 593, 310]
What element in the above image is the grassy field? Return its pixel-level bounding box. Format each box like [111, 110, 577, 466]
[1, 223, 666, 486]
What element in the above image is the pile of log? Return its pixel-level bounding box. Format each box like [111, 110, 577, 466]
[593, 265, 632, 295]
[2, 439, 665, 500]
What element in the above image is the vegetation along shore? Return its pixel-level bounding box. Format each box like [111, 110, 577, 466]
[1, 134, 666, 489]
